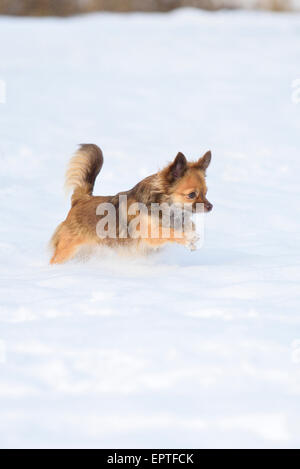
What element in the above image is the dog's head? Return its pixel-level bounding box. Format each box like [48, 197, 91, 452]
[161, 151, 213, 212]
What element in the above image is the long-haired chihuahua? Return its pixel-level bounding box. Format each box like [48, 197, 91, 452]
[50, 145, 213, 264]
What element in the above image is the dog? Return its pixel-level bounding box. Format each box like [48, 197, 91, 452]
[50, 145, 213, 264]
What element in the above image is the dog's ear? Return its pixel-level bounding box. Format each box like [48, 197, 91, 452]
[168, 152, 187, 182]
[197, 151, 212, 171]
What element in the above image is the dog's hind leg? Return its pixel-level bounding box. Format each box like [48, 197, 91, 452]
[50, 237, 83, 264]
[50, 225, 83, 265]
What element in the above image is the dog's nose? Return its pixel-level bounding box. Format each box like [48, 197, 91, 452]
[205, 201, 213, 212]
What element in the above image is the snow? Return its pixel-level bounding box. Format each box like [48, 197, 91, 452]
[0, 8, 300, 449]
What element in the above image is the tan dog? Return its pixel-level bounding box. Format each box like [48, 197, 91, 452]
[50, 145, 213, 264]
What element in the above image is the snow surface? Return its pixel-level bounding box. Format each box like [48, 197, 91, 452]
[0, 9, 300, 449]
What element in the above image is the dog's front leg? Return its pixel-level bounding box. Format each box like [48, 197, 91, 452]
[143, 227, 197, 250]
[184, 229, 200, 251]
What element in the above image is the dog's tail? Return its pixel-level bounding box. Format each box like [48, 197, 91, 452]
[65, 144, 104, 206]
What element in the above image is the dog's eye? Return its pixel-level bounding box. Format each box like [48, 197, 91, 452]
[187, 192, 197, 199]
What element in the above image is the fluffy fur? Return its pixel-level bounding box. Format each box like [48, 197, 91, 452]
[50, 145, 213, 264]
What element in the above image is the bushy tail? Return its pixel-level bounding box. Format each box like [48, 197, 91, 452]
[65, 144, 104, 206]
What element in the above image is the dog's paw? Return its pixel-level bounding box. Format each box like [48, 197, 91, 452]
[185, 232, 200, 251]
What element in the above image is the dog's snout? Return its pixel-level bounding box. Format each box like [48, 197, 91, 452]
[205, 201, 213, 212]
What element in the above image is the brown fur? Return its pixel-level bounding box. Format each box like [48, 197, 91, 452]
[50, 145, 213, 264]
